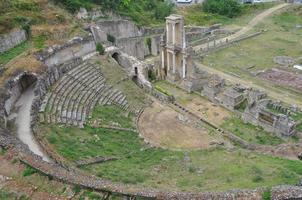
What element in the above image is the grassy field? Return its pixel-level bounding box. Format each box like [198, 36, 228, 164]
[202, 6, 302, 96]
[221, 117, 284, 145]
[0, 42, 29, 65]
[40, 103, 302, 192]
[0, 189, 29, 200]
[96, 58, 149, 112]
[178, 2, 279, 27]
[43, 120, 302, 192]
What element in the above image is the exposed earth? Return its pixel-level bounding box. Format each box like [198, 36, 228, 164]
[138, 101, 227, 150]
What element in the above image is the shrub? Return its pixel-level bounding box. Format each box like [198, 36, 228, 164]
[96, 43, 105, 55]
[202, 0, 241, 18]
[262, 189, 271, 200]
[145, 37, 152, 52]
[72, 185, 81, 194]
[148, 69, 156, 81]
[23, 165, 38, 177]
[107, 34, 116, 44]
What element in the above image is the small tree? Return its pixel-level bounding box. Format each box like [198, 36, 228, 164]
[96, 43, 105, 55]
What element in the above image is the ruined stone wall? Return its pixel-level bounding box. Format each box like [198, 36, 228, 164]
[0, 29, 27, 53]
[95, 20, 143, 39]
[36, 36, 96, 67]
[3, 72, 38, 116]
[115, 35, 161, 60]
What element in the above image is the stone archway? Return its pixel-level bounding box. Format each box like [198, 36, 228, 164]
[19, 73, 37, 92]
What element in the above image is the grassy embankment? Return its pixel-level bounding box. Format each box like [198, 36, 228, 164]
[40, 104, 302, 192]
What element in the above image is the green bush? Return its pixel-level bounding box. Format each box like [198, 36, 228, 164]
[23, 165, 38, 177]
[148, 69, 156, 81]
[96, 43, 105, 55]
[202, 0, 241, 18]
[107, 34, 116, 44]
[262, 189, 271, 200]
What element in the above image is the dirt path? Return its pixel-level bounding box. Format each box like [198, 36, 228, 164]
[193, 3, 290, 51]
[195, 62, 302, 107]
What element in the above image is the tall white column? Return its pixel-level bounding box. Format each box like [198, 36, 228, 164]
[172, 23, 175, 45]
[167, 52, 170, 71]
[172, 52, 176, 74]
[166, 23, 169, 44]
[183, 23, 186, 49]
[183, 56, 186, 79]
[161, 50, 165, 69]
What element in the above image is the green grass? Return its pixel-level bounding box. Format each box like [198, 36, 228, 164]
[296, 124, 302, 132]
[221, 117, 284, 145]
[41, 124, 143, 162]
[98, 58, 149, 111]
[41, 115, 302, 192]
[91, 105, 136, 129]
[22, 165, 38, 177]
[32, 34, 48, 50]
[179, 2, 278, 27]
[202, 7, 302, 105]
[0, 42, 29, 65]
[291, 112, 302, 122]
[0, 189, 29, 200]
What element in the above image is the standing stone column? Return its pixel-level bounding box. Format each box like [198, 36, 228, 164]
[182, 55, 186, 79]
[172, 52, 176, 74]
[167, 52, 170, 71]
[161, 50, 165, 69]
[166, 23, 169, 44]
[172, 23, 176, 45]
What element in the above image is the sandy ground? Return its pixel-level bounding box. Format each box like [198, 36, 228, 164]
[138, 101, 224, 150]
[183, 96, 231, 127]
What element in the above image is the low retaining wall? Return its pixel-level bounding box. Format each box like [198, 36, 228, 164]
[0, 29, 27, 53]
[200, 31, 263, 56]
[36, 36, 96, 67]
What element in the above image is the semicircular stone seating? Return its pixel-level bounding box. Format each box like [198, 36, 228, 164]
[39, 62, 129, 128]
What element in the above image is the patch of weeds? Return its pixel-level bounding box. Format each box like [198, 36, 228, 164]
[262, 188, 271, 200]
[252, 175, 264, 183]
[252, 166, 264, 183]
[72, 185, 81, 195]
[32, 34, 48, 50]
[221, 117, 284, 145]
[0, 147, 6, 155]
[23, 165, 38, 177]
[0, 42, 29, 65]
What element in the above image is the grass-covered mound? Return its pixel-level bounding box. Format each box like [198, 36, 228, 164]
[221, 117, 285, 146]
[52, 0, 173, 26]
[40, 105, 302, 192]
[178, 2, 279, 26]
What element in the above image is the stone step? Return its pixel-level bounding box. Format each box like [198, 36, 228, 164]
[65, 74, 105, 123]
[55, 69, 98, 116]
[47, 64, 93, 116]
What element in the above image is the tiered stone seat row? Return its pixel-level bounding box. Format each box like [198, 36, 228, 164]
[40, 62, 129, 127]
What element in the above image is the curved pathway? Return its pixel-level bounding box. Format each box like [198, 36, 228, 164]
[193, 3, 290, 51]
[15, 85, 50, 162]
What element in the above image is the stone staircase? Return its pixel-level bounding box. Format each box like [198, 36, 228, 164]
[39, 62, 129, 127]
